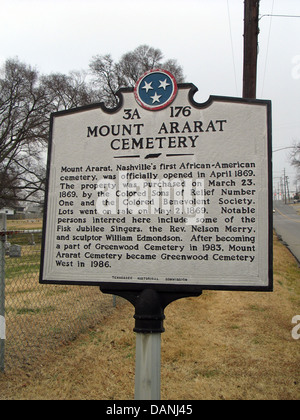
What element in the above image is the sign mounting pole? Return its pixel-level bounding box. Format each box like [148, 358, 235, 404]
[133, 289, 163, 400]
[100, 287, 202, 400]
[135, 332, 161, 400]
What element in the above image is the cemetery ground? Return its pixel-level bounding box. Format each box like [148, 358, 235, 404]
[0, 228, 299, 400]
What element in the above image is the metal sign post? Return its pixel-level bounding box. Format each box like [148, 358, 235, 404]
[135, 332, 161, 400]
[100, 287, 202, 400]
[133, 289, 164, 400]
[134, 289, 164, 400]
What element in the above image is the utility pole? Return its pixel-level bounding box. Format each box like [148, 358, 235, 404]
[284, 168, 287, 204]
[243, 0, 260, 98]
[286, 176, 290, 203]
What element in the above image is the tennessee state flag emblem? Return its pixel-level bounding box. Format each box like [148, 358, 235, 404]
[134, 69, 178, 111]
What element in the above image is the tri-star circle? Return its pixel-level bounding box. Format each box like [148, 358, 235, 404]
[134, 69, 178, 111]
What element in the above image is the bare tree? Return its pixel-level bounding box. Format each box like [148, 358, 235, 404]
[41, 70, 96, 112]
[0, 60, 96, 206]
[0, 58, 49, 206]
[89, 45, 185, 107]
[117, 45, 164, 87]
[0, 47, 185, 206]
[0, 165, 20, 208]
[289, 140, 300, 184]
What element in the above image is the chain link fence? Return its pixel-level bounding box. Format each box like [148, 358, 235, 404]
[0, 215, 119, 372]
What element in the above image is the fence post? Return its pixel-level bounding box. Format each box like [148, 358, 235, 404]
[0, 213, 6, 372]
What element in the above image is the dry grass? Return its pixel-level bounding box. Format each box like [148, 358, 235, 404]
[0, 233, 299, 400]
[291, 203, 300, 215]
[6, 218, 43, 230]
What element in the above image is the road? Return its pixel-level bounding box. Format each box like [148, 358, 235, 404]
[273, 201, 300, 265]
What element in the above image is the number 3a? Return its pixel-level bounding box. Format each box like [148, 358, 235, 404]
[123, 108, 141, 120]
[291, 315, 300, 340]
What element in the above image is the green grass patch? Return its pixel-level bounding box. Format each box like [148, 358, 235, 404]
[15, 306, 56, 315]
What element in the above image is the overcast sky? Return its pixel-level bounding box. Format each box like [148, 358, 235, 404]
[1, 0, 299, 193]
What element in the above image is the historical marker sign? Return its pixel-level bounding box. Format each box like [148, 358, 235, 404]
[40, 70, 272, 292]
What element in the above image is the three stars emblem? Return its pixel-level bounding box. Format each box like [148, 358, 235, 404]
[134, 69, 177, 111]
